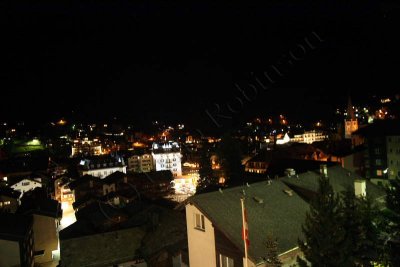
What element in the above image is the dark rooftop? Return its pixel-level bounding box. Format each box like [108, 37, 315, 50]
[353, 120, 400, 137]
[0, 187, 21, 199]
[0, 213, 33, 241]
[281, 165, 386, 202]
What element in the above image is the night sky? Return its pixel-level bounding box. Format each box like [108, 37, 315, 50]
[1, 0, 399, 130]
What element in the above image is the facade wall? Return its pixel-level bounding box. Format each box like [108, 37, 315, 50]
[82, 166, 127, 179]
[386, 135, 400, 180]
[186, 204, 216, 267]
[153, 152, 182, 177]
[0, 239, 20, 267]
[33, 214, 58, 264]
[0, 195, 19, 213]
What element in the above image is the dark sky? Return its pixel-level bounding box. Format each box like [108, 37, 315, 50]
[1, 0, 399, 130]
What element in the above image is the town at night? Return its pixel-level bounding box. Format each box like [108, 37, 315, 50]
[1, 1, 400, 267]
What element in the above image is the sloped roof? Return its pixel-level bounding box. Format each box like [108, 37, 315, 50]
[102, 171, 126, 185]
[353, 120, 400, 137]
[188, 180, 309, 264]
[0, 187, 21, 199]
[281, 165, 386, 201]
[0, 213, 32, 241]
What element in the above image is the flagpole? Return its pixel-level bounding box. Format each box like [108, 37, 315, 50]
[241, 197, 249, 267]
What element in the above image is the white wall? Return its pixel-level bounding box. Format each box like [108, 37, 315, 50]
[82, 166, 127, 179]
[0, 239, 20, 267]
[186, 204, 216, 267]
[152, 152, 182, 177]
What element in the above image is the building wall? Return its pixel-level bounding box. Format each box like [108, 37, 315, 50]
[186, 204, 216, 267]
[128, 154, 154, 173]
[152, 152, 182, 177]
[386, 135, 400, 180]
[82, 166, 127, 179]
[33, 214, 58, 264]
[345, 119, 358, 139]
[0, 195, 19, 213]
[365, 136, 387, 181]
[0, 239, 21, 267]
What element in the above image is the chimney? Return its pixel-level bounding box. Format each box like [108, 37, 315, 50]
[354, 180, 366, 198]
[320, 164, 328, 177]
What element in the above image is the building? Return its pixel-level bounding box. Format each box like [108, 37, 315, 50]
[69, 171, 174, 211]
[54, 177, 75, 209]
[352, 120, 400, 184]
[71, 137, 102, 157]
[345, 96, 359, 139]
[78, 155, 127, 178]
[59, 203, 187, 267]
[185, 165, 385, 267]
[186, 179, 310, 267]
[18, 191, 62, 265]
[290, 130, 327, 144]
[127, 153, 154, 173]
[10, 177, 42, 199]
[152, 142, 182, 177]
[0, 213, 35, 267]
[0, 187, 20, 213]
[245, 144, 328, 174]
[244, 152, 268, 174]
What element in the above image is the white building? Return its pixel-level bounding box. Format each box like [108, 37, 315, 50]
[151, 142, 182, 177]
[78, 156, 127, 178]
[10, 178, 42, 198]
[290, 130, 327, 144]
[127, 154, 154, 173]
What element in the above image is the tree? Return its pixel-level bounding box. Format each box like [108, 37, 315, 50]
[385, 177, 400, 266]
[217, 133, 244, 186]
[196, 148, 216, 192]
[341, 189, 381, 266]
[264, 234, 281, 267]
[298, 177, 347, 267]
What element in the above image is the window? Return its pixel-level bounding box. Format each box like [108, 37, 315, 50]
[194, 213, 205, 230]
[374, 148, 381, 155]
[377, 170, 383, 176]
[220, 254, 234, 267]
[22, 181, 30, 186]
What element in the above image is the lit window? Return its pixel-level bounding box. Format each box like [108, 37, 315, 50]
[220, 254, 234, 267]
[377, 170, 383, 176]
[194, 213, 205, 231]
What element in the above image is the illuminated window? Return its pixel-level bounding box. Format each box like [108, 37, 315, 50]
[377, 170, 383, 176]
[219, 254, 234, 267]
[194, 213, 205, 231]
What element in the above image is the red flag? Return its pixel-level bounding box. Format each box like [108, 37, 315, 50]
[242, 206, 250, 247]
